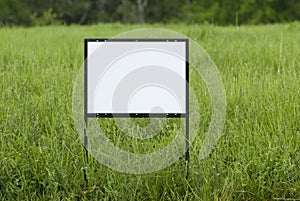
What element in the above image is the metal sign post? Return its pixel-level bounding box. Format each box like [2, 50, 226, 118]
[83, 38, 189, 180]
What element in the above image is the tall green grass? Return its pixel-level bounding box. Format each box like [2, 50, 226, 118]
[0, 23, 299, 200]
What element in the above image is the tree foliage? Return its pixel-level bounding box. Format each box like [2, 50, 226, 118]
[0, 0, 299, 26]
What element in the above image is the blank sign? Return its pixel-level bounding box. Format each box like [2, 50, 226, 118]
[85, 39, 188, 115]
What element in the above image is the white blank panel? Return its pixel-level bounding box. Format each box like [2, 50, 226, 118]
[87, 41, 187, 114]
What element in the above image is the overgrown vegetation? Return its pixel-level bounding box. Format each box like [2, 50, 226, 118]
[0, 23, 299, 200]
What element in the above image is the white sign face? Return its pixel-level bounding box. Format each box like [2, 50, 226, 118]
[86, 39, 187, 114]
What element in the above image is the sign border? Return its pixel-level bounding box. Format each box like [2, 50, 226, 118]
[84, 38, 189, 119]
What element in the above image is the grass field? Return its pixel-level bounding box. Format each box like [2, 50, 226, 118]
[0, 23, 299, 200]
